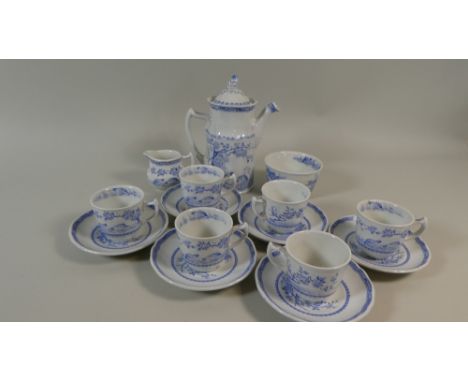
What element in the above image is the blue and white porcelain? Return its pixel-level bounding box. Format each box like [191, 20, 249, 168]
[255, 256, 375, 322]
[238, 200, 328, 245]
[329, 215, 431, 274]
[69, 202, 168, 256]
[265, 151, 323, 192]
[267, 231, 351, 298]
[150, 228, 257, 291]
[90, 185, 157, 235]
[355, 199, 428, 260]
[161, 184, 241, 217]
[174, 207, 249, 272]
[185, 74, 278, 193]
[178, 164, 236, 208]
[144, 149, 193, 190]
[252, 180, 310, 234]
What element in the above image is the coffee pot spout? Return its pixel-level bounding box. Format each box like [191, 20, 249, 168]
[254, 102, 279, 145]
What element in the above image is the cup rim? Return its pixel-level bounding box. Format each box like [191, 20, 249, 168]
[265, 150, 323, 176]
[174, 207, 233, 240]
[357, 199, 415, 227]
[261, 179, 311, 205]
[179, 164, 225, 185]
[285, 230, 352, 271]
[144, 149, 182, 162]
[90, 185, 144, 212]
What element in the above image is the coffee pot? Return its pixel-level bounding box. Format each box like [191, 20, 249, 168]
[185, 74, 278, 193]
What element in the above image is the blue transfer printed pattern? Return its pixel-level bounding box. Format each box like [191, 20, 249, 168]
[71, 205, 166, 251]
[292, 155, 322, 171]
[182, 165, 222, 178]
[267, 206, 305, 227]
[93, 187, 141, 203]
[177, 209, 228, 227]
[239, 201, 328, 241]
[172, 250, 234, 281]
[255, 218, 310, 240]
[355, 236, 400, 255]
[256, 257, 374, 320]
[359, 201, 406, 218]
[356, 218, 411, 238]
[330, 216, 431, 270]
[91, 223, 151, 249]
[151, 229, 256, 285]
[206, 131, 255, 193]
[266, 167, 282, 181]
[266, 167, 318, 191]
[284, 257, 340, 296]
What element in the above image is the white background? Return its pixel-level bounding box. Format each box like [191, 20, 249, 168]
[1, 1, 467, 381]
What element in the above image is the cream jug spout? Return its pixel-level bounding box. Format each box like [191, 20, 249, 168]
[254, 102, 279, 145]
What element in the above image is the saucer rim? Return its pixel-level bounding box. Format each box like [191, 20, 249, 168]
[150, 228, 257, 292]
[161, 184, 242, 217]
[255, 256, 375, 322]
[238, 200, 328, 245]
[68, 203, 169, 256]
[329, 215, 432, 274]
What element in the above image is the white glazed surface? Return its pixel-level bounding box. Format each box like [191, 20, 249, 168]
[90, 185, 152, 235]
[174, 207, 247, 272]
[5, 61, 466, 322]
[144, 150, 192, 190]
[253, 180, 310, 233]
[150, 228, 257, 292]
[355, 199, 426, 260]
[238, 200, 328, 245]
[161, 184, 241, 217]
[255, 256, 374, 322]
[267, 231, 351, 297]
[69, 203, 168, 256]
[330, 215, 431, 274]
[265, 151, 323, 191]
[179, 165, 235, 207]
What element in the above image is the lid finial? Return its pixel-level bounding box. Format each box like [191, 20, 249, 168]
[227, 74, 238, 90]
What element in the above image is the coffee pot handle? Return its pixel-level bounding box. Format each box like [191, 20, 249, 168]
[185, 108, 208, 164]
[267, 242, 288, 272]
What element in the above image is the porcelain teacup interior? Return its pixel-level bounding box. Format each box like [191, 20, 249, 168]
[90, 185, 157, 236]
[265, 151, 323, 192]
[175, 207, 248, 272]
[144, 149, 193, 190]
[355, 199, 428, 260]
[267, 231, 351, 298]
[179, 165, 236, 208]
[252, 179, 310, 234]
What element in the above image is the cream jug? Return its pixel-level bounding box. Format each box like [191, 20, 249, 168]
[185, 74, 278, 193]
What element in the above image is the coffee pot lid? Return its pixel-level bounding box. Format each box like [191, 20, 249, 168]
[208, 74, 257, 112]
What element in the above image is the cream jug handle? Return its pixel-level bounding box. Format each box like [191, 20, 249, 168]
[185, 108, 209, 164]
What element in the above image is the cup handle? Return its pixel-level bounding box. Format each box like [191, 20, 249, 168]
[182, 152, 194, 167]
[222, 173, 237, 192]
[408, 216, 428, 238]
[252, 196, 266, 219]
[142, 199, 159, 222]
[267, 242, 288, 272]
[227, 222, 249, 250]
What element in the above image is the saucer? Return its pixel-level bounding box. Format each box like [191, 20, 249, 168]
[150, 228, 257, 291]
[255, 256, 374, 322]
[329, 215, 431, 274]
[69, 203, 168, 256]
[238, 201, 328, 244]
[161, 184, 242, 217]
